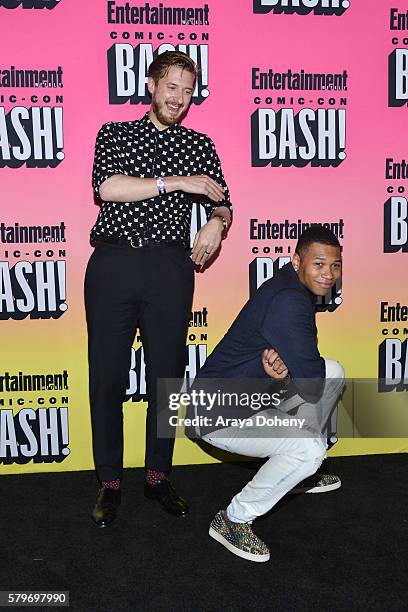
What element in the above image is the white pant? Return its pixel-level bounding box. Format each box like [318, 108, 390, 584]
[202, 360, 344, 523]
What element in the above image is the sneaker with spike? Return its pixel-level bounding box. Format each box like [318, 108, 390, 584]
[209, 510, 270, 563]
[289, 473, 341, 494]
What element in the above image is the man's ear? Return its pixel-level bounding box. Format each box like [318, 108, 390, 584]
[147, 76, 155, 96]
[292, 253, 300, 273]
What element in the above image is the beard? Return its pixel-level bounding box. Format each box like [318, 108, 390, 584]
[152, 98, 185, 126]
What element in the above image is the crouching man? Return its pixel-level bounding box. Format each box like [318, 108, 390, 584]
[188, 227, 345, 562]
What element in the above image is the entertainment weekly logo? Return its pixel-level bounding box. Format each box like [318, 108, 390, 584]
[251, 108, 346, 167]
[249, 256, 342, 312]
[108, 43, 209, 105]
[126, 343, 207, 401]
[253, 0, 350, 16]
[378, 338, 408, 391]
[384, 197, 408, 253]
[378, 301, 408, 392]
[0, 0, 61, 8]
[0, 223, 68, 320]
[0, 368, 70, 465]
[0, 260, 68, 320]
[388, 7, 408, 107]
[0, 61, 64, 168]
[0, 406, 70, 464]
[0, 107, 64, 168]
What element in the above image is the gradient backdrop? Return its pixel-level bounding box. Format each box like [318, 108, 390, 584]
[1, 0, 407, 474]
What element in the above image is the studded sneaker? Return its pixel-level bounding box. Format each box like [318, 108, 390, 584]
[209, 510, 270, 563]
[289, 473, 341, 494]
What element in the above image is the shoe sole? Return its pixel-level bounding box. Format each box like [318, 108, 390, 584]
[290, 480, 341, 494]
[209, 527, 270, 562]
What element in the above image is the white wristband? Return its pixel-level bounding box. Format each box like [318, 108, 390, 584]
[156, 176, 166, 195]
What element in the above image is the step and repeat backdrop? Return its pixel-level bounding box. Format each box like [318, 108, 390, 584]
[1, 0, 407, 475]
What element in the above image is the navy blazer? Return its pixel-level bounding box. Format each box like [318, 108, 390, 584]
[198, 262, 325, 403]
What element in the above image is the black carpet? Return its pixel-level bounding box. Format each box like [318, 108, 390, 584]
[0, 454, 407, 612]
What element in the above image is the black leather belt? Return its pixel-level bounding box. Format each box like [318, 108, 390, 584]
[93, 235, 189, 250]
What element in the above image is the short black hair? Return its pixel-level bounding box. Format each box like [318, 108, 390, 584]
[295, 226, 341, 256]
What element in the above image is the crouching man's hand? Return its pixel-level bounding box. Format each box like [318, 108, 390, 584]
[262, 348, 289, 380]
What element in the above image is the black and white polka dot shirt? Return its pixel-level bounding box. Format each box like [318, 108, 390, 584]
[91, 113, 232, 247]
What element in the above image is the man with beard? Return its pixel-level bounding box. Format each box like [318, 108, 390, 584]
[86, 51, 232, 527]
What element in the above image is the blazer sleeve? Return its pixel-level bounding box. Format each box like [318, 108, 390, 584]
[260, 289, 326, 403]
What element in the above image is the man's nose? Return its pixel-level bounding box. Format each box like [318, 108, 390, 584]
[322, 267, 334, 279]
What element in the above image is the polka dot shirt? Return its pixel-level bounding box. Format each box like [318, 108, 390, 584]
[91, 113, 232, 247]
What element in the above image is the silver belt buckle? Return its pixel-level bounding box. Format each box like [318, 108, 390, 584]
[130, 236, 145, 248]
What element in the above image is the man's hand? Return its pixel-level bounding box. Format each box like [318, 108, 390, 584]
[191, 217, 224, 267]
[262, 348, 289, 380]
[177, 175, 225, 202]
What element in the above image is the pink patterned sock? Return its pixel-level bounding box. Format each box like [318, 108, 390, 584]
[146, 469, 166, 485]
[101, 478, 121, 490]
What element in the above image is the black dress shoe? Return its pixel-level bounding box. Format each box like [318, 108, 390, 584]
[91, 488, 121, 528]
[144, 479, 189, 516]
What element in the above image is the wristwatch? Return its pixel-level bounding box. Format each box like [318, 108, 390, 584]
[156, 176, 166, 195]
[211, 214, 228, 232]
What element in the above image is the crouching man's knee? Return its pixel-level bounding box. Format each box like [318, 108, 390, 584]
[325, 359, 345, 381]
[299, 437, 327, 477]
[324, 359, 345, 395]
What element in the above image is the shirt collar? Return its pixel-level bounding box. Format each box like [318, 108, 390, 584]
[141, 112, 180, 135]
